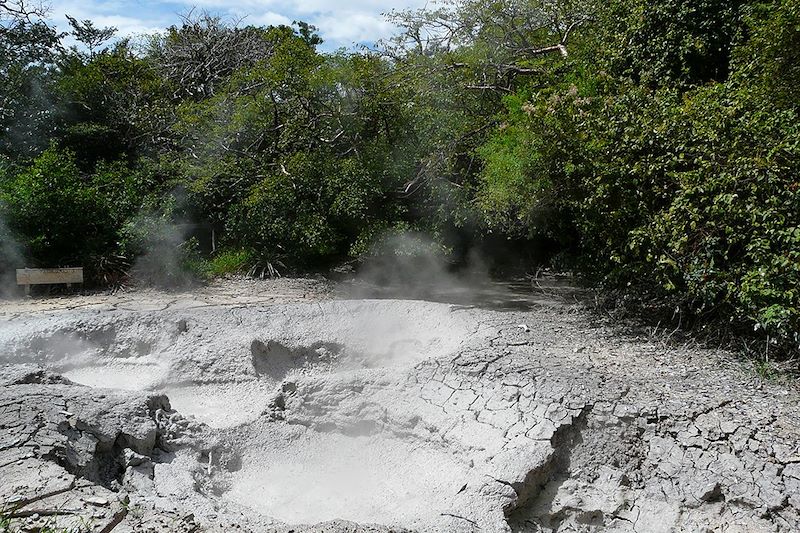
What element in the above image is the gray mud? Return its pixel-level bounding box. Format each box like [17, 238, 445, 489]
[1, 279, 798, 532]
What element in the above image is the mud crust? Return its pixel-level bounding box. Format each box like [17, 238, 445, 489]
[1, 279, 798, 532]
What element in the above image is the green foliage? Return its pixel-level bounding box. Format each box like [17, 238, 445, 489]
[0, 147, 116, 266]
[56, 43, 173, 165]
[171, 33, 412, 268]
[229, 150, 392, 266]
[477, 88, 587, 245]
[0, 14, 411, 284]
[602, 0, 748, 88]
[731, 0, 800, 109]
[65, 15, 116, 57]
[0, 147, 200, 284]
[120, 213, 207, 287]
[472, 0, 800, 355]
[202, 248, 251, 277]
[0, 17, 62, 158]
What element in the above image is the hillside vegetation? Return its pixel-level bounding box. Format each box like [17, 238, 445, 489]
[0, 0, 798, 358]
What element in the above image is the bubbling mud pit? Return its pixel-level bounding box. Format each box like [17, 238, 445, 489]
[1, 287, 800, 532]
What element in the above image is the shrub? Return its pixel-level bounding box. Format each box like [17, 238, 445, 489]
[474, 0, 800, 356]
[0, 146, 116, 267]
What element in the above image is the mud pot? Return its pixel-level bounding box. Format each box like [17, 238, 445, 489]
[1, 279, 799, 532]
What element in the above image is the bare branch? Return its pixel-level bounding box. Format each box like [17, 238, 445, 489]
[0, 0, 47, 22]
[148, 11, 280, 100]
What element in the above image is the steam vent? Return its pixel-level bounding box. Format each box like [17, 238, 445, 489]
[1, 279, 798, 532]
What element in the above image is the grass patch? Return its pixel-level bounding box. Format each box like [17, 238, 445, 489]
[206, 249, 253, 277]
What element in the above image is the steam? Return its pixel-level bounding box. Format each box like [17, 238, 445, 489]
[344, 231, 541, 310]
[0, 320, 166, 391]
[0, 205, 25, 297]
[125, 213, 196, 287]
[124, 190, 205, 288]
[347, 231, 492, 303]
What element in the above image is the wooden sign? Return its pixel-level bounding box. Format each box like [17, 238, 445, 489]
[16, 268, 84, 294]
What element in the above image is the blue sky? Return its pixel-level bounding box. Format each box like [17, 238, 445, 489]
[48, 0, 427, 50]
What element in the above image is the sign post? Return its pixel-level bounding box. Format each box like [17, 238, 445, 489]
[16, 268, 84, 295]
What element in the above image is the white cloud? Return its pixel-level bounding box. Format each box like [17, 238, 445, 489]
[247, 11, 293, 28]
[313, 11, 395, 46]
[46, 0, 429, 50]
[81, 14, 164, 35]
[49, 0, 172, 38]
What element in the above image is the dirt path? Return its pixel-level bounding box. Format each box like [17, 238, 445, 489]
[0, 278, 798, 532]
[0, 277, 332, 315]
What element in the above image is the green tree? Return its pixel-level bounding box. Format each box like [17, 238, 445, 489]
[55, 41, 173, 166]
[0, 6, 61, 158]
[65, 15, 116, 58]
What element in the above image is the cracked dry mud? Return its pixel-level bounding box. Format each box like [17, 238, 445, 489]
[1, 279, 799, 532]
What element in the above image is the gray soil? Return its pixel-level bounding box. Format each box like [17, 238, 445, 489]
[1, 277, 798, 532]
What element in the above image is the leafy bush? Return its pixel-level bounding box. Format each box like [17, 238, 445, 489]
[474, 0, 800, 355]
[228, 150, 392, 266]
[602, 0, 748, 88]
[0, 147, 116, 267]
